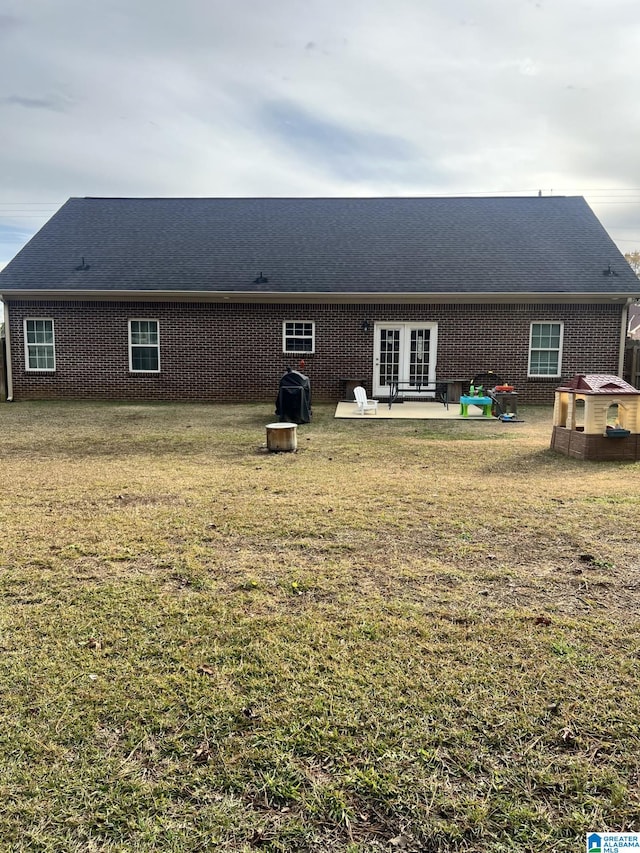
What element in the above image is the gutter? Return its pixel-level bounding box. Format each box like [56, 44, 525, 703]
[1, 298, 13, 401]
[1, 288, 639, 306]
[619, 297, 633, 378]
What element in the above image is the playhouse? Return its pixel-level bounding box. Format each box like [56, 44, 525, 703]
[551, 374, 640, 461]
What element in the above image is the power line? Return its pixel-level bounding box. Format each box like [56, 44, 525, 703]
[4, 190, 640, 204]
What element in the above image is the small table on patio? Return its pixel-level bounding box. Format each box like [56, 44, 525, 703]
[438, 378, 470, 405]
[340, 377, 368, 402]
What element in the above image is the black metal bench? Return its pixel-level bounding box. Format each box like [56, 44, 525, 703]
[388, 381, 449, 409]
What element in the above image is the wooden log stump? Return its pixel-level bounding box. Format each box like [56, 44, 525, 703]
[266, 422, 298, 452]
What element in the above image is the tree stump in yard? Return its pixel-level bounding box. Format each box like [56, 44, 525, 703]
[266, 422, 298, 453]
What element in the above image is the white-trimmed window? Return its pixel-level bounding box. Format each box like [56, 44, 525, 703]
[283, 321, 315, 354]
[528, 321, 563, 377]
[129, 319, 160, 372]
[24, 318, 55, 371]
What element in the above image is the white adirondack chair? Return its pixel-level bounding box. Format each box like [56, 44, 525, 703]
[353, 386, 379, 415]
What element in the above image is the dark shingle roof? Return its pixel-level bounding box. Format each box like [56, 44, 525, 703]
[1, 195, 638, 295]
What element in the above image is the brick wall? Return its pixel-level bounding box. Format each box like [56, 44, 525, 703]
[7, 299, 624, 404]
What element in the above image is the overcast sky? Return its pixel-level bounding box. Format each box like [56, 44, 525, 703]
[2, 0, 640, 317]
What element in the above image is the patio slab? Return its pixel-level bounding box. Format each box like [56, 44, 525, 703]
[334, 401, 496, 420]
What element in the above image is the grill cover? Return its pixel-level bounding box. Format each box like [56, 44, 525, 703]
[276, 369, 312, 424]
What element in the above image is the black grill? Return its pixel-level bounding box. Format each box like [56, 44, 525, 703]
[275, 369, 312, 424]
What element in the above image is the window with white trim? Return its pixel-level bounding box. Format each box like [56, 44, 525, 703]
[528, 321, 563, 377]
[24, 318, 55, 371]
[283, 321, 315, 354]
[129, 319, 160, 372]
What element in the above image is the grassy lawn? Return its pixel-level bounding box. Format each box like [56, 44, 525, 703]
[1, 400, 639, 852]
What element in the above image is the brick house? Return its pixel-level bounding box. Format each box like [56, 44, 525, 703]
[1, 196, 638, 404]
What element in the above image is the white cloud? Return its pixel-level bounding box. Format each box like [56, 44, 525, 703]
[0, 0, 640, 258]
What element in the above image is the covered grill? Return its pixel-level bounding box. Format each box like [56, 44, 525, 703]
[275, 368, 312, 424]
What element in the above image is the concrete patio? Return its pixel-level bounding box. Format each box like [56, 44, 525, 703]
[334, 401, 497, 420]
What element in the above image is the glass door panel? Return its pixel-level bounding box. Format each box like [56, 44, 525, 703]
[375, 327, 401, 393]
[408, 327, 431, 386]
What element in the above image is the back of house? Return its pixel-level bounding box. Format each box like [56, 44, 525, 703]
[1, 195, 638, 403]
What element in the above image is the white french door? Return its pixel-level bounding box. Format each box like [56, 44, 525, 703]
[373, 323, 438, 397]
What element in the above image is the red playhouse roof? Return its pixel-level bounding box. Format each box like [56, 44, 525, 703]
[556, 374, 639, 394]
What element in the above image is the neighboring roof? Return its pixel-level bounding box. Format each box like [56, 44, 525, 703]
[1, 195, 638, 296]
[557, 374, 639, 394]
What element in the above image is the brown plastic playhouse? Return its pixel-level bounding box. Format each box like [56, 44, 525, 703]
[551, 373, 640, 461]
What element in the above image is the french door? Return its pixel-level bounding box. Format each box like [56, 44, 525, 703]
[373, 323, 438, 397]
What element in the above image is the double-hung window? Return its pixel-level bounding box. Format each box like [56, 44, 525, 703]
[24, 318, 55, 371]
[528, 321, 563, 377]
[129, 319, 160, 372]
[283, 321, 315, 354]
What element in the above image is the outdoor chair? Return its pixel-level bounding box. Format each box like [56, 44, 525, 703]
[353, 386, 379, 415]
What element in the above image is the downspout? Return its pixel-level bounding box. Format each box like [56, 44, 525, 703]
[2, 298, 13, 401]
[618, 297, 633, 379]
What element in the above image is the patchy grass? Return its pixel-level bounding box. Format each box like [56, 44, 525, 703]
[1, 400, 640, 852]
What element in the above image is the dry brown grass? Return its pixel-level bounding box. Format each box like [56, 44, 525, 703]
[1, 400, 639, 851]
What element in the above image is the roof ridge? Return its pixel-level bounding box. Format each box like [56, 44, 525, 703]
[75, 194, 578, 202]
